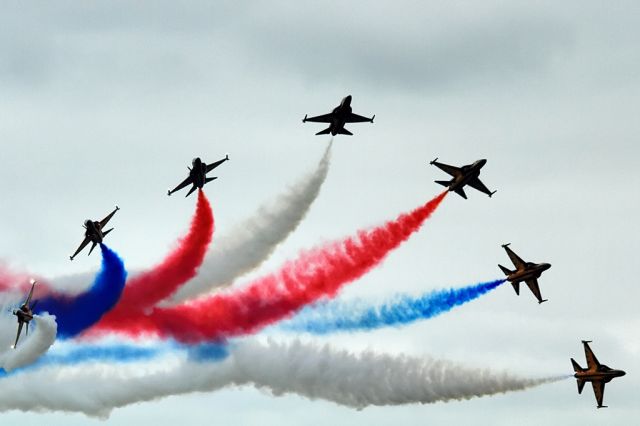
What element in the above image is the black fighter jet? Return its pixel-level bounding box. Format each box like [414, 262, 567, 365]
[167, 155, 229, 197]
[572, 340, 625, 408]
[302, 95, 374, 136]
[429, 158, 496, 199]
[498, 243, 551, 304]
[70, 206, 119, 260]
[12, 279, 37, 349]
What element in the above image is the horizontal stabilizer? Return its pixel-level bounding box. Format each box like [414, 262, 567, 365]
[185, 185, 198, 197]
[102, 228, 113, 238]
[511, 281, 520, 295]
[337, 127, 353, 136]
[571, 358, 584, 373]
[498, 264, 512, 276]
[205, 177, 217, 183]
[576, 379, 586, 394]
[453, 187, 467, 199]
[316, 127, 332, 136]
[435, 180, 450, 188]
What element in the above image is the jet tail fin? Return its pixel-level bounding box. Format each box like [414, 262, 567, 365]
[571, 358, 584, 373]
[337, 127, 353, 136]
[498, 264, 512, 276]
[316, 127, 332, 136]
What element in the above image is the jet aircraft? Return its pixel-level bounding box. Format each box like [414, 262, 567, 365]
[571, 340, 625, 408]
[70, 206, 119, 260]
[12, 279, 37, 349]
[302, 95, 374, 136]
[167, 155, 229, 197]
[429, 158, 496, 199]
[498, 243, 551, 303]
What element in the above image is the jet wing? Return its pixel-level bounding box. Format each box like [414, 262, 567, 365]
[304, 113, 333, 123]
[70, 236, 91, 260]
[467, 177, 495, 197]
[205, 156, 229, 173]
[345, 112, 373, 123]
[525, 279, 545, 303]
[504, 245, 526, 269]
[13, 320, 24, 349]
[168, 175, 193, 196]
[99, 206, 119, 228]
[591, 381, 605, 408]
[24, 281, 36, 306]
[583, 341, 601, 369]
[432, 161, 461, 177]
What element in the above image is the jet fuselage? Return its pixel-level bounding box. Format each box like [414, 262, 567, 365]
[326, 96, 353, 136]
[507, 262, 551, 283]
[575, 367, 626, 383]
[448, 159, 486, 191]
[84, 220, 104, 243]
[190, 158, 208, 189]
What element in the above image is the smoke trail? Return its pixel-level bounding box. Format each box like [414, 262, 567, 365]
[91, 191, 448, 342]
[0, 339, 564, 417]
[0, 314, 57, 372]
[165, 141, 332, 304]
[34, 245, 127, 338]
[284, 279, 506, 334]
[97, 190, 213, 327]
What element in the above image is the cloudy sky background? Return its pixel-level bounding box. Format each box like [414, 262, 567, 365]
[0, 1, 638, 424]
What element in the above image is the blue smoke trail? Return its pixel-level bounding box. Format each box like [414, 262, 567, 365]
[0, 341, 229, 378]
[283, 279, 506, 334]
[34, 244, 127, 338]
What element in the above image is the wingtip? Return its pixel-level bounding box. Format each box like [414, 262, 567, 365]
[490, 190, 497, 198]
[167, 189, 171, 196]
[302, 114, 308, 123]
[582, 340, 593, 344]
[69, 256, 74, 261]
[29, 278, 36, 285]
[115, 205, 120, 211]
[539, 299, 548, 304]
[429, 157, 438, 165]
[501, 243, 511, 248]
[371, 114, 375, 123]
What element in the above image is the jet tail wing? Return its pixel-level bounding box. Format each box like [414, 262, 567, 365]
[315, 127, 332, 136]
[337, 127, 353, 136]
[88, 241, 98, 256]
[70, 236, 91, 261]
[592, 381, 606, 408]
[453, 187, 467, 199]
[576, 379, 586, 394]
[510, 281, 520, 295]
[344, 112, 374, 123]
[185, 185, 198, 197]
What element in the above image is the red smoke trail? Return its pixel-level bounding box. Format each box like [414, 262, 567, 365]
[92, 191, 447, 343]
[97, 190, 213, 325]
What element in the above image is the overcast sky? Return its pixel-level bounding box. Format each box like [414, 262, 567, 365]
[0, 1, 639, 424]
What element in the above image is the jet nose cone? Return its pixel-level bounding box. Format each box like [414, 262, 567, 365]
[620, 370, 626, 376]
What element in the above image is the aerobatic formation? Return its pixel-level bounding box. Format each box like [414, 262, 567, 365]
[0, 95, 624, 417]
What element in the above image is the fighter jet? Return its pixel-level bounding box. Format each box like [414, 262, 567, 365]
[498, 243, 551, 304]
[302, 95, 374, 136]
[167, 155, 229, 197]
[571, 340, 625, 408]
[429, 158, 496, 199]
[12, 279, 37, 349]
[70, 206, 119, 260]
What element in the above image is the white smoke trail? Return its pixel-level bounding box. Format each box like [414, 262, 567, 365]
[165, 141, 333, 304]
[0, 339, 563, 417]
[0, 314, 57, 371]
